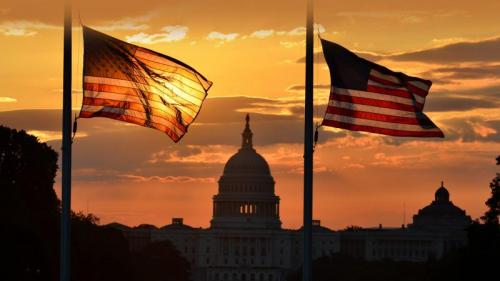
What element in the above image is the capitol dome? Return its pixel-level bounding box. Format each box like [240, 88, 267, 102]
[211, 114, 281, 229]
[410, 182, 471, 231]
[223, 115, 271, 176]
[435, 183, 450, 203]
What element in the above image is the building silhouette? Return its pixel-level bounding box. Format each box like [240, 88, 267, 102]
[109, 115, 472, 281]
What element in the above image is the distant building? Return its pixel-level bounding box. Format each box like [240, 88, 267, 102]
[108, 115, 472, 281]
[339, 182, 471, 262]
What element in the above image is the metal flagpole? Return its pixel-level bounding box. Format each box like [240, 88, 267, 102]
[303, 0, 314, 281]
[60, 0, 72, 280]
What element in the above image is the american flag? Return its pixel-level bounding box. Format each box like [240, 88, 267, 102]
[321, 39, 443, 138]
[80, 26, 212, 142]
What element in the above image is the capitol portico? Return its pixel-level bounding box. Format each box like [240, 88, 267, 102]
[109, 115, 472, 281]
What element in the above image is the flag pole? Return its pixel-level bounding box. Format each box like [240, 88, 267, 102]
[303, 0, 314, 281]
[60, 0, 72, 280]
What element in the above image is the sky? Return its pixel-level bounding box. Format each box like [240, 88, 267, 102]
[0, 0, 499, 229]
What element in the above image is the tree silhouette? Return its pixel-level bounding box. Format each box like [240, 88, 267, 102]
[132, 240, 191, 281]
[481, 155, 500, 225]
[0, 126, 191, 281]
[1, 126, 59, 281]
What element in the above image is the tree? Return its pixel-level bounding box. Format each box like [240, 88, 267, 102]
[132, 240, 191, 281]
[0, 126, 191, 281]
[0, 126, 60, 281]
[481, 155, 500, 225]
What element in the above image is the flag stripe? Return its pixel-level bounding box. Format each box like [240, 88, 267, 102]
[330, 92, 417, 112]
[84, 75, 197, 100]
[370, 69, 431, 92]
[85, 72, 206, 105]
[368, 69, 429, 98]
[326, 106, 433, 125]
[80, 104, 187, 133]
[322, 119, 444, 137]
[327, 100, 422, 118]
[79, 110, 181, 141]
[368, 74, 401, 87]
[135, 50, 213, 91]
[406, 83, 429, 97]
[366, 84, 425, 106]
[82, 95, 190, 125]
[135, 49, 211, 81]
[333, 87, 421, 108]
[368, 75, 427, 99]
[370, 69, 401, 85]
[136, 55, 204, 87]
[82, 97, 185, 131]
[84, 76, 199, 117]
[84, 91, 195, 117]
[323, 113, 442, 133]
[83, 81, 200, 114]
[83, 83, 198, 118]
[83, 84, 198, 119]
[143, 64, 208, 94]
[408, 80, 430, 92]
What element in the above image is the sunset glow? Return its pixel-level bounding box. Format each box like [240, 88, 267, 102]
[1, 0, 499, 230]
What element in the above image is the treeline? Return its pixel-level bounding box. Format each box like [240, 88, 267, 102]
[0, 126, 191, 281]
[287, 224, 499, 281]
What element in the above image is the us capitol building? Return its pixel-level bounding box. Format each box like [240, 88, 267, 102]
[109, 115, 472, 281]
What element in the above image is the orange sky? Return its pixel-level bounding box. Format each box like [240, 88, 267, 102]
[0, 0, 499, 229]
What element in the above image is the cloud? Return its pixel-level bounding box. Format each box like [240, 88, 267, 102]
[126, 25, 188, 44]
[436, 117, 500, 142]
[296, 50, 384, 64]
[337, 11, 426, 24]
[0, 20, 57, 36]
[422, 64, 500, 80]
[26, 130, 88, 142]
[296, 37, 500, 64]
[277, 27, 305, 36]
[425, 95, 500, 112]
[206, 31, 239, 42]
[93, 14, 153, 31]
[121, 174, 216, 184]
[148, 145, 233, 165]
[0, 97, 17, 103]
[286, 84, 331, 92]
[391, 37, 500, 63]
[468, 121, 497, 137]
[250, 29, 274, 39]
[245, 24, 326, 44]
[1, 91, 498, 152]
[276, 24, 325, 37]
[280, 40, 305, 48]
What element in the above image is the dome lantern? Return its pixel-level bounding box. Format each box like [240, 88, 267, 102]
[435, 181, 450, 203]
[241, 113, 253, 149]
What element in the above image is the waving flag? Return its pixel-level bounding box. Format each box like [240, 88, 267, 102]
[80, 26, 212, 142]
[321, 39, 443, 138]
